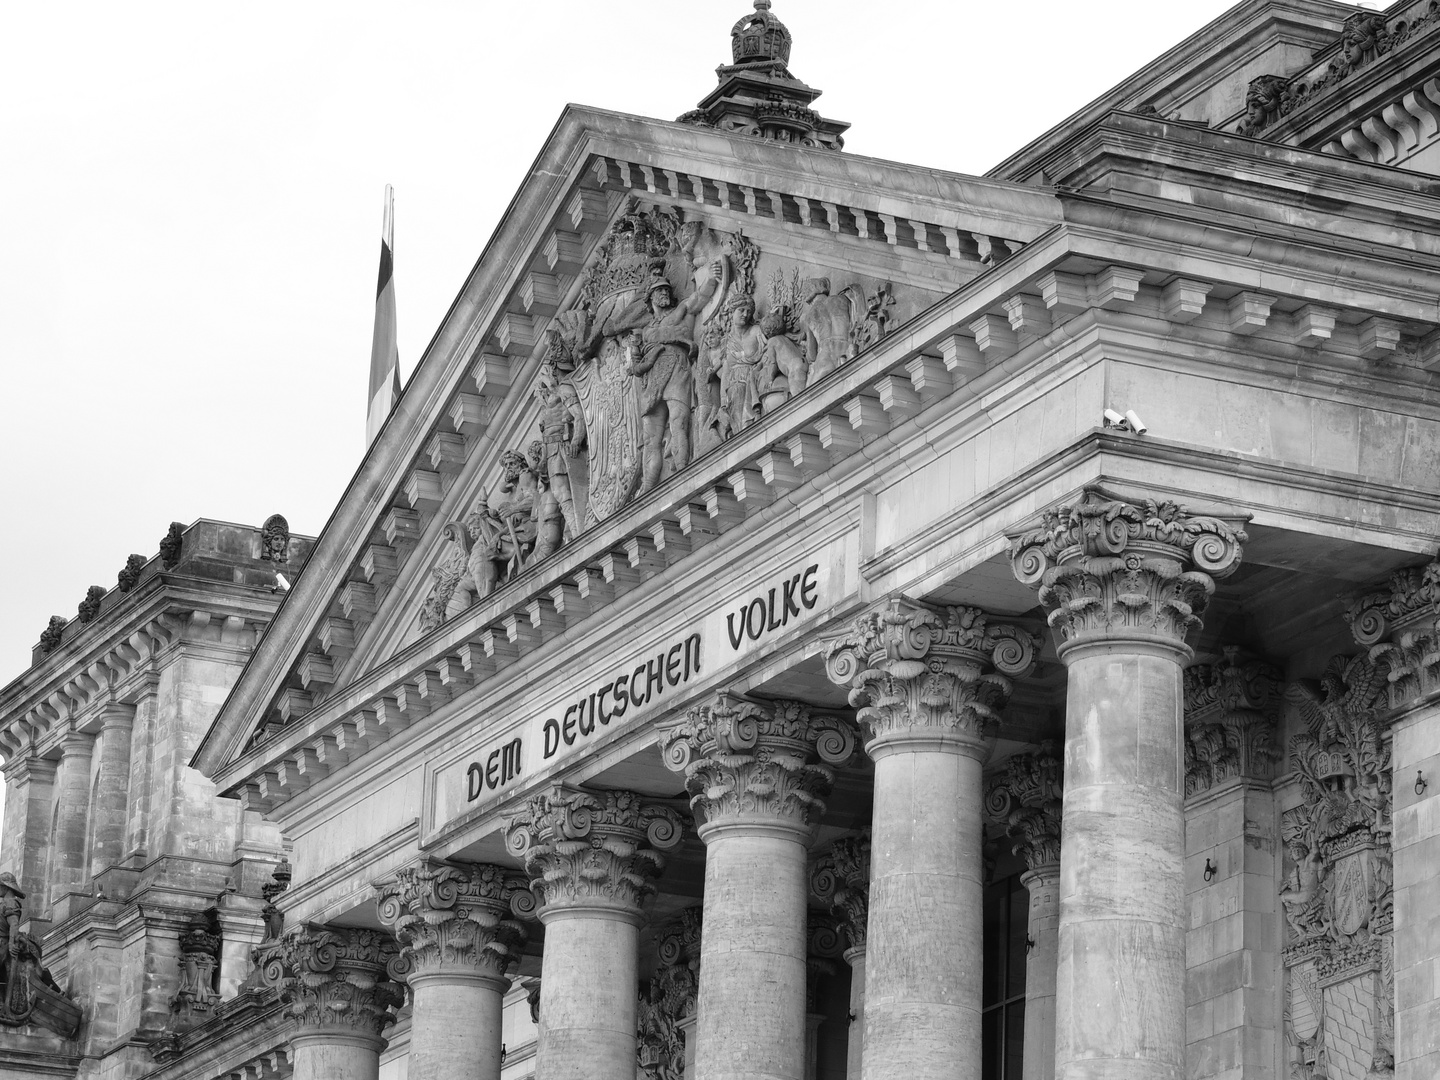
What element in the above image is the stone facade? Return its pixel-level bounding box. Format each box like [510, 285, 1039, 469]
[9, 2, 1440, 1079]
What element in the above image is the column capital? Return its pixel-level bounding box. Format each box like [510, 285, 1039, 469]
[504, 786, 683, 922]
[374, 860, 530, 984]
[1009, 487, 1248, 658]
[823, 598, 1039, 754]
[809, 830, 870, 955]
[1345, 557, 1440, 711]
[255, 924, 406, 1046]
[1182, 647, 1281, 797]
[984, 746, 1063, 873]
[658, 694, 855, 839]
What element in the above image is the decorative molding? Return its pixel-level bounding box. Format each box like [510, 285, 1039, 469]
[1009, 487, 1247, 653]
[1182, 647, 1281, 797]
[1281, 652, 1394, 1078]
[658, 694, 854, 835]
[809, 831, 870, 953]
[505, 787, 683, 917]
[374, 860, 530, 981]
[823, 599, 1038, 749]
[1345, 557, 1440, 711]
[983, 747, 1063, 871]
[253, 925, 406, 1040]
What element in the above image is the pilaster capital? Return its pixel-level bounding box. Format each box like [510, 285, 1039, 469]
[658, 694, 855, 838]
[254, 925, 406, 1042]
[1182, 647, 1281, 797]
[1345, 558, 1440, 710]
[809, 830, 870, 952]
[374, 860, 530, 983]
[823, 598, 1038, 753]
[984, 746, 1063, 872]
[1009, 488, 1248, 657]
[505, 786, 684, 921]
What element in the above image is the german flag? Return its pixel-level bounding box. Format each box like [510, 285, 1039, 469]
[366, 185, 402, 445]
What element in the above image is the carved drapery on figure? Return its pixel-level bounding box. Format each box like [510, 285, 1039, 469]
[505, 787, 684, 917]
[0, 872, 80, 1037]
[983, 747, 1063, 871]
[1182, 647, 1282, 798]
[809, 831, 871, 953]
[638, 906, 703, 1080]
[254, 925, 407, 1039]
[374, 861, 532, 980]
[823, 599, 1039, 747]
[657, 694, 855, 833]
[1281, 653, 1394, 1079]
[1009, 488, 1247, 652]
[1345, 556, 1440, 709]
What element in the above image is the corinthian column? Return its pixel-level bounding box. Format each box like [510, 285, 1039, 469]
[810, 831, 871, 1080]
[375, 861, 530, 1080]
[658, 695, 856, 1080]
[1010, 488, 1246, 1080]
[259, 925, 406, 1080]
[506, 787, 683, 1080]
[985, 749, 1063, 1080]
[825, 602, 1038, 1080]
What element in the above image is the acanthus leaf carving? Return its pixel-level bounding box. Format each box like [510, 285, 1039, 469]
[374, 860, 530, 981]
[638, 905, 702, 1080]
[809, 830, 870, 952]
[657, 694, 855, 834]
[254, 924, 406, 1039]
[983, 746, 1063, 872]
[1344, 557, 1440, 711]
[1182, 647, 1282, 798]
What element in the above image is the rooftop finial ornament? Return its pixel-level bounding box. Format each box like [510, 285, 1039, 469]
[732, 0, 792, 66]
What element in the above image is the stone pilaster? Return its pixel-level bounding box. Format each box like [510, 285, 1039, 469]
[810, 831, 870, 1080]
[1010, 487, 1246, 1080]
[659, 694, 856, 1080]
[985, 749, 1062, 1080]
[0, 755, 57, 912]
[49, 729, 95, 910]
[375, 861, 530, 1080]
[506, 787, 683, 1080]
[257, 925, 406, 1080]
[825, 600, 1037, 1080]
[90, 702, 135, 877]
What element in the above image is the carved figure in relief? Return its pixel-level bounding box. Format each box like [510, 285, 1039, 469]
[720, 294, 770, 432]
[796, 277, 862, 381]
[0, 872, 78, 1035]
[536, 375, 588, 537]
[604, 264, 710, 495]
[692, 319, 729, 456]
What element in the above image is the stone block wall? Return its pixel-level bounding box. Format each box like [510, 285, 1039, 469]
[1185, 779, 1283, 1079]
[1392, 705, 1440, 1079]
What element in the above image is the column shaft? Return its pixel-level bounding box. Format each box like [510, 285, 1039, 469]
[292, 1033, 384, 1080]
[50, 732, 95, 905]
[409, 973, 507, 1080]
[865, 742, 982, 1080]
[845, 949, 866, 1080]
[1056, 645, 1185, 1080]
[1020, 866, 1060, 1080]
[694, 828, 808, 1080]
[538, 911, 640, 1080]
[91, 705, 136, 876]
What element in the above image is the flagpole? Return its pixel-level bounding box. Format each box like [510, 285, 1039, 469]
[366, 185, 401, 445]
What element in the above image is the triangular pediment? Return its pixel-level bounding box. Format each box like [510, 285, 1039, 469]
[191, 104, 1063, 785]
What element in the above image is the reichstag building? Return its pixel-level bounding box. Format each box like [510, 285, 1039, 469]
[4, 2, 1439, 1078]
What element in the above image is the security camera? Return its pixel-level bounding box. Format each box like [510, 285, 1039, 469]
[1124, 410, 1147, 435]
[274, 572, 291, 593]
[1103, 409, 1125, 427]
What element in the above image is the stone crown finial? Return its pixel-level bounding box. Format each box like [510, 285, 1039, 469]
[732, 0, 791, 66]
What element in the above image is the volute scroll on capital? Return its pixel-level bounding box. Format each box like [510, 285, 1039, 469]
[822, 598, 1040, 747]
[983, 746, 1063, 872]
[254, 924, 408, 1039]
[373, 860, 532, 981]
[1182, 647, 1282, 797]
[1008, 488, 1249, 653]
[809, 829, 871, 953]
[657, 693, 857, 834]
[1344, 556, 1440, 711]
[504, 786, 686, 917]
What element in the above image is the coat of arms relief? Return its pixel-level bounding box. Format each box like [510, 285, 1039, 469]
[419, 197, 905, 632]
[1281, 653, 1394, 1080]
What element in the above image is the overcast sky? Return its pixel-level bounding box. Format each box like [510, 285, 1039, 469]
[0, 0, 1256, 811]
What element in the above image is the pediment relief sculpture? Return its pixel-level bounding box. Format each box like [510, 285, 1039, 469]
[418, 197, 908, 632]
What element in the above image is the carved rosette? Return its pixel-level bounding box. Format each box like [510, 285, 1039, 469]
[983, 747, 1063, 872]
[1009, 488, 1247, 656]
[505, 787, 684, 921]
[1182, 647, 1281, 798]
[809, 831, 870, 955]
[823, 599, 1039, 753]
[374, 861, 531, 984]
[658, 694, 855, 839]
[1345, 557, 1440, 711]
[255, 925, 407, 1042]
